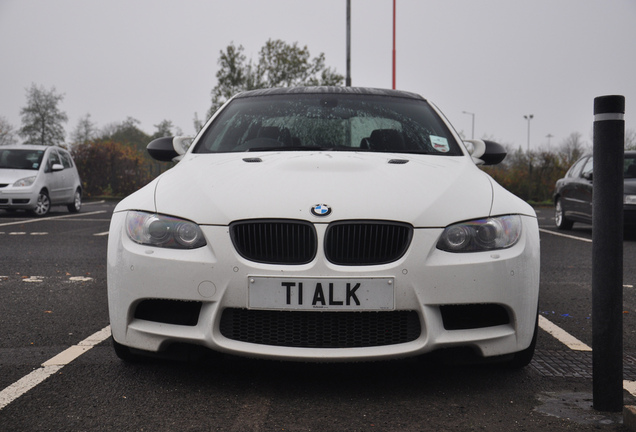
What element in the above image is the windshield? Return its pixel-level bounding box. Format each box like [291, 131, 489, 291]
[193, 94, 463, 155]
[0, 149, 45, 170]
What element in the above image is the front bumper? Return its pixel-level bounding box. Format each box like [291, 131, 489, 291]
[107, 212, 540, 362]
[0, 188, 37, 210]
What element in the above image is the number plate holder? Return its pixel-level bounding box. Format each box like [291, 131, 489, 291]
[248, 277, 395, 311]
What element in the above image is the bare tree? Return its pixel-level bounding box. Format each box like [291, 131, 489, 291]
[625, 128, 636, 150]
[559, 132, 588, 166]
[193, 112, 204, 133]
[99, 117, 149, 149]
[208, 39, 344, 117]
[152, 119, 182, 139]
[19, 84, 68, 146]
[70, 113, 98, 148]
[0, 116, 18, 146]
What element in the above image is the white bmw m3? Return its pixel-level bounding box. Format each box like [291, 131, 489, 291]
[107, 87, 540, 366]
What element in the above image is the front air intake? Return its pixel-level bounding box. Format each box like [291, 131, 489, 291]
[220, 308, 421, 348]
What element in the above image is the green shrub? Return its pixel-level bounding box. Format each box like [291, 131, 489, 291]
[72, 140, 154, 198]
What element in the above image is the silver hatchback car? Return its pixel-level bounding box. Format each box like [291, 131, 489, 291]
[0, 145, 82, 216]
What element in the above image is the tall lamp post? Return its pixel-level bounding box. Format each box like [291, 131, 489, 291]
[463, 111, 475, 139]
[524, 114, 534, 152]
[346, 0, 351, 87]
[392, 0, 396, 89]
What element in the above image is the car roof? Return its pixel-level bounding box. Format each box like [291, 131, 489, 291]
[233, 86, 427, 102]
[1, 145, 57, 151]
[578, 151, 636, 159]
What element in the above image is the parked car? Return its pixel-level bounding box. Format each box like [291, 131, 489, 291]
[107, 87, 540, 367]
[0, 145, 82, 216]
[553, 151, 636, 230]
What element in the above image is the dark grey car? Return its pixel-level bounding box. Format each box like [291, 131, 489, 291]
[553, 151, 636, 230]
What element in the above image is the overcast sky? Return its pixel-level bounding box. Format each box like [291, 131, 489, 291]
[1, 0, 634, 151]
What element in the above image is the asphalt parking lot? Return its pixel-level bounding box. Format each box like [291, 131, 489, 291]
[0, 202, 635, 431]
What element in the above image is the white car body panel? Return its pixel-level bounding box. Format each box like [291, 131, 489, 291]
[124, 151, 533, 227]
[0, 169, 33, 184]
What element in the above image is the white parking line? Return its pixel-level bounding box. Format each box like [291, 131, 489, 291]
[0, 325, 111, 410]
[538, 229, 636, 394]
[539, 315, 636, 397]
[22, 276, 44, 283]
[0, 365, 64, 410]
[538, 315, 591, 351]
[539, 228, 592, 243]
[0, 232, 48, 235]
[68, 276, 93, 282]
[0, 210, 107, 228]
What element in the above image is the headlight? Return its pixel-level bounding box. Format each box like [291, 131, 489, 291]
[13, 176, 36, 187]
[436, 215, 522, 253]
[125, 211, 207, 249]
[625, 195, 636, 205]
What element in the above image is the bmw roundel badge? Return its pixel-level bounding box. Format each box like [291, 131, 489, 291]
[311, 204, 332, 217]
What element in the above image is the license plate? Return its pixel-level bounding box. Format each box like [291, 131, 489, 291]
[248, 277, 394, 311]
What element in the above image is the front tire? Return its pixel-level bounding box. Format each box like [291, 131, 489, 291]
[67, 189, 82, 213]
[32, 190, 51, 217]
[555, 198, 573, 230]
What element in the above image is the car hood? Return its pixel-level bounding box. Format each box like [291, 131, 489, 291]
[0, 168, 37, 184]
[117, 151, 532, 227]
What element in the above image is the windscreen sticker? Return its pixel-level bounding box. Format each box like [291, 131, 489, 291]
[430, 136, 450, 153]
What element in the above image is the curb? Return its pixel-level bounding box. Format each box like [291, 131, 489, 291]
[625, 406, 636, 431]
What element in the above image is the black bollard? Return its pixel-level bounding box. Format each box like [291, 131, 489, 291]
[592, 95, 625, 412]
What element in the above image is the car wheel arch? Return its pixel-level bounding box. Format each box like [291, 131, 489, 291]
[555, 196, 574, 230]
[67, 187, 82, 213]
[32, 189, 51, 217]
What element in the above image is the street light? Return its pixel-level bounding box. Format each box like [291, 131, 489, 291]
[524, 114, 534, 152]
[546, 133, 553, 151]
[462, 111, 475, 139]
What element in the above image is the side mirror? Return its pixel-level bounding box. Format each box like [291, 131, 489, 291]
[174, 136, 194, 156]
[481, 140, 507, 165]
[464, 139, 507, 165]
[51, 163, 64, 171]
[147, 136, 194, 162]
